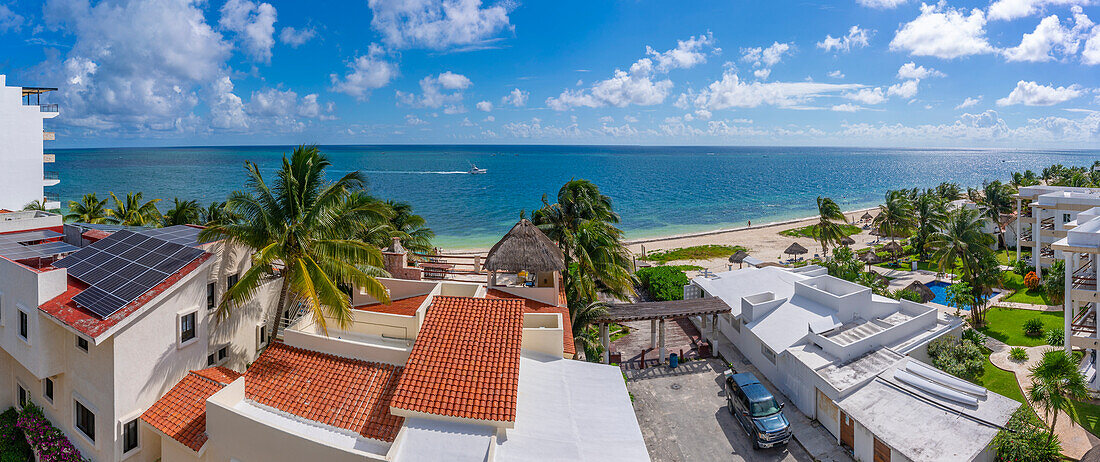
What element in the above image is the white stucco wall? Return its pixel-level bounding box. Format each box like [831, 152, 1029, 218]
[0, 75, 47, 211]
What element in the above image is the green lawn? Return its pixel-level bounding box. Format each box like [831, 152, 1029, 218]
[978, 307, 1064, 347]
[642, 244, 747, 263]
[1068, 400, 1100, 437]
[1001, 271, 1053, 305]
[995, 249, 1027, 266]
[976, 353, 1026, 404]
[873, 259, 960, 275]
[779, 223, 863, 239]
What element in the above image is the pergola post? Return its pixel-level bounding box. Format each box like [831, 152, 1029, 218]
[1066, 252, 1075, 354]
[650, 319, 657, 349]
[658, 319, 667, 365]
[600, 323, 610, 364]
[1015, 198, 1022, 262]
[711, 314, 719, 339]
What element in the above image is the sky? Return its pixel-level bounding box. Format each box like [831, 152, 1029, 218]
[1, 0, 1100, 148]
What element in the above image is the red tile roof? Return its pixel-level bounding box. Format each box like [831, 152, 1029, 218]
[244, 342, 405, 442]
[486, 289, 575, 356]
[391, 296, 523, 422]
[140, 368, 242, 451]
[354, 293, 429, 316]
[38, 253, 212, 340]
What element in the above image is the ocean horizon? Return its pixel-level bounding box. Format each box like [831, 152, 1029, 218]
[50, 145, 1100, 249]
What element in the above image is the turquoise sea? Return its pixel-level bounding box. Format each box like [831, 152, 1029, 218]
[49, 145, 1099, 249]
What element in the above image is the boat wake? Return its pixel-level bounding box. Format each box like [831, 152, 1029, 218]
[362, 170, 471, 175]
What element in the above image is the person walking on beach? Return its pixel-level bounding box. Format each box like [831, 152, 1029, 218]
[747, 220, 751, 227]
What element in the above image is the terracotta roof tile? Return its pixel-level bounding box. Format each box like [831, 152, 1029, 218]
[354, 293, 429, 316]
[192, 366, 242, 385]
[244, 342, 405, 442]
[486, 289, 575, 356]
[140, 369, 236, 451]
[391, 296, 523, 422]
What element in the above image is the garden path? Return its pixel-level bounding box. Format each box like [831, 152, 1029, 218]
[993, 300, 1063, 311]
[987, 343, 1095, 459]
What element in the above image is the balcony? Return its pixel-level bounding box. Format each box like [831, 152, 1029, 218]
[1020, 230, 1033, 242]
[1040, 246, 1054, 258]
[1073, 305, 1095, 338]
[43, 171, 59, 187]
[1074, 260, 1096, 291]
[37, 104, 58, 113]
[1041, 217, 1055, 231]
[42, 131, 55, 141]
[43, 154, 54, 163]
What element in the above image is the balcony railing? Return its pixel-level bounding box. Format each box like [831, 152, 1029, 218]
[1041, 217, 1055, 230]
[43, 154, 54, 163]
[44, 171, 59, 180]
[43, 194, 59, 202]
[1020, 230, 1033, 242]
[1074, 261, 1096, 291]
[1072, 304, 1096, 336]
[37, 104, 58, 113]
[43, 131, 55, 141]
[1040, 246, 1054, 258]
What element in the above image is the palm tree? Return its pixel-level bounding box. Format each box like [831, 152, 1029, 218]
[22, 200, 47, 211]
[532, 179, 635, 302]
[814, 196, 847, 257]
[856, 271, 888, 296]
[1042, 165, 1065, 184]
[934, 182, 962, 201]
[198, 145, 390, 347]
[199, 201, 237, 226]
[568, 283, 609, 361]
[977, 181, 1015, 249]
[872, 190, 915, 243]
[1029, 349, 1089, 446]
[107, 192, 161, 226]
[162, 198, 202, 226]
[910, 191, 945, 260]
[928, 207, 994, 279]
[65, 193, 110, 223]
[384, 200, 435, 254]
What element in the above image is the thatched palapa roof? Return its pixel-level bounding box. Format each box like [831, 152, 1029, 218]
[839, 236, 856, 246]
[729, 250, 749, 264]
[858, 250, 883, 264]
[485, 219, 565, 272]
[861, 211, 874, 221]
[784, 242, 808, 255]
[903, 281, 936, 303]
[881, 241, 904, 255]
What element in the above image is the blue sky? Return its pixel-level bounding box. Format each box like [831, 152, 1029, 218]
[1, 0, 1099, 148]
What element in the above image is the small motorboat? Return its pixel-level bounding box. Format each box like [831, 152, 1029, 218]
[468, 164, 487, 174]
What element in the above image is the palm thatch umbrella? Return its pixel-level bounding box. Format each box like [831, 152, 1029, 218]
[729, 250, 749, 269]
[858, 250, 883, 264]
[861, 211, 874, 222]
[882, 241, 904, 255]
[903, 281, 936, 303]
[784, 242, 808, 258]
[485, 219, 565, 273]
[839, 236, 856, 247]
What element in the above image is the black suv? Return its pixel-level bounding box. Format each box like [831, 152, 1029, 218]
[724, 370, 792, 449]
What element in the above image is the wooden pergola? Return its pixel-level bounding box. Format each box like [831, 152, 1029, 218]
[595, 297, 731, 364]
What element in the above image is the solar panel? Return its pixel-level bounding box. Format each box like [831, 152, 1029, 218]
[138, 225, 204, 248]
[54, 229, 206, 319]
[0, 230, 79, 261]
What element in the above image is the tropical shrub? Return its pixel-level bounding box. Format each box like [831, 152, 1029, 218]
[1024, 271, 1041, 290]
[1042, 260, 1066, 306]
[961, 328, 987, 346]
[1014, 259, 1035, 279]
[635, 266, 689, 302]
[1009, 347, 1029, 362]
[16, 402, 85, 462]
[992, 407, 1061, 462]
[927, 336, 985, 381]
[893, 289, 923, 303]
[1046, 327, 1064, 347]
[1023, 318, 1045, 337]
[0, 408, 31, 462]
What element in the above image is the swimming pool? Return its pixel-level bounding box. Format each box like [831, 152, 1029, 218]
[926, 280, 990, 310]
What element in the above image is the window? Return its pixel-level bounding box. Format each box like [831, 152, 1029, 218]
[17, 385, 27, 409]
[218, 346, 228, 361]
[257, 325, 267, 349]
[207, 354, 215, 367]
[227, 273, 239, 291]
[180, 312, 196, 343]
[761, 344, 777, 364]
[122, 418, 139, 453]
[206, 282, 216, 310]
[18, 310, 28, 340]
[74, 400, 95, 443]
[76, 336, 89, 352]
[43, 378, 53, 403]
[1065, 213, 1072, 223]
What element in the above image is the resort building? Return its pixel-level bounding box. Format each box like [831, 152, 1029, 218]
[1052, 206, 1100, 390]
[947, 199, 1017, 250]
[0, 212, 276, 462]
[138, 220, 647, 462]
[683, 265, 1017, 462]
[1015, 185, 1100, 277]
[0, 74, 60, 211]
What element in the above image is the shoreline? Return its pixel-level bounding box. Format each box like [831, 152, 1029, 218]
[622, 206, 879, 246]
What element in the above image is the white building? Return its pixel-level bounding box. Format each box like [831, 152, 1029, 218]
[1052, 206, 1100, 390]
[1015, 185, 1100, 277]
[0, 213, 276, 462]
[948, 199, 1017, 250]
[687, 265, 1018, 462]
[0, 75, 60, 211]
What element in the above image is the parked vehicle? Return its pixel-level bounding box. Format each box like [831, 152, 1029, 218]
[724, 369, 792, 449]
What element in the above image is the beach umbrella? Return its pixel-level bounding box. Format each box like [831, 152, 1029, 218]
[729, 250, 749, 269]
[858, 250, 882, 264]
[839, 236, 856, 247]
[882, 241, 904, 255]
[902, 281, 936, 303]
[861, 211, 874, 222]
[784, 242, 808, 257]
[485, 219, 565, 273]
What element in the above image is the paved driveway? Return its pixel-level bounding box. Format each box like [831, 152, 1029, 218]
[628, 358, 813, 462]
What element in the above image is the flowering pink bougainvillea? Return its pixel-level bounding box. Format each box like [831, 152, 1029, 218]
[15, 403, 86, 462]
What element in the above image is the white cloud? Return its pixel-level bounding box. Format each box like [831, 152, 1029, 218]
[741, 42, 793, 67]
[397, 71, 472, 108]
[219, 0, 277, 63]
[890, 3, 995, 59]
[484, 115, 495, 122]
[753, 68, 771, 80]
[857, 0, 909, 9]
[209, 76, 248, 129]
[887, 80, 920, 98]
[988, 0, 1093, 21]
[996, 80, 1083, 106]
[645, 32, 716, 72]
[330, 44, 399, 100]
[896, 62, 945, 79]
[832, 103, 866, 112]
[624, 115, 640, 123]
[406, 114, 427, 125]
[279, 26, 316, 47]
[0, 4, 24, 32]
[367, 0, 513, 50]
[828, 70, 845, 79]
[1086, 26, 1100, 64]
[844, 87, 887, 104]
[817, 26, 871, 53]
[1003, 14, 1087, 62]
[955, 96, 982, 109]
[502, 88, 528, 107]
[476, 100, 493, 112]
[599, 116, 614, 123]
[693, 70, 863, 110]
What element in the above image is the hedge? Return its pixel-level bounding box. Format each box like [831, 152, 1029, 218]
[636, 266, 689, 301]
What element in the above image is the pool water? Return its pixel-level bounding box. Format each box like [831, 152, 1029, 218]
[926, 281, 990, 310]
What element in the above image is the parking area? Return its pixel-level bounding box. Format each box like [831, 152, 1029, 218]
[627, 358, 813, 462]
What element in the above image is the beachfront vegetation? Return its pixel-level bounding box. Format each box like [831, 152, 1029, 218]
[1011, 170, 1041, 188]
[162, 198, 201, 226]
[910, 191, 946, 260]
[813, 196, 847, 256]
[933, 182, 963, 201]
[199, 145, 391, 347]
[778, 223, 861, 239]
[979, 308, 1064, 347]
[641, 244, 746, 264]
[636, 266, 689, 301]
[569, 294, 610, 360]
[1028, 349, 1090, 447]
[992, 407, 1062, 462]
[106, 191, 161, 226]
[872, 190, 915, 242]
[65, 193, 109, 224]
[200, 201, 236, 226]
[927, 335, 985, 382]
[929, 207, 999, 324]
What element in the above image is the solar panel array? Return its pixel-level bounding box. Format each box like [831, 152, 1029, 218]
[54, 230, 206, 318]
[0, 230, 80, 261]
[138, 225, 204, 248]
